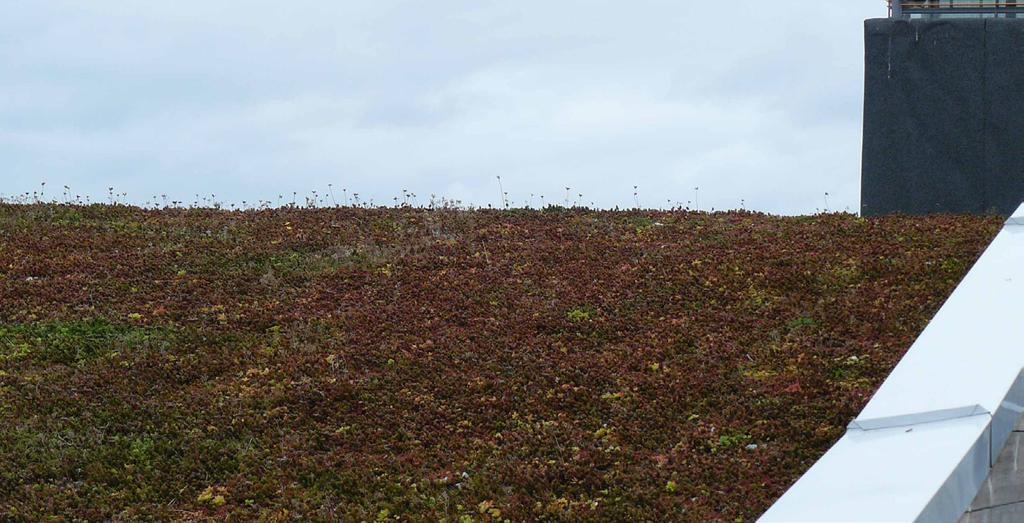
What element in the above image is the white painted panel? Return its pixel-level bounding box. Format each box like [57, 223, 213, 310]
[759, 414, 991, 523]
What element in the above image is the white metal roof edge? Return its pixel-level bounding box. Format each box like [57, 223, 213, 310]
[759, 203, 1024, 523]
[915, 421, 992, 523]
[911, 371, 1024, 522]
[759, 377, 1024, 523]
[913, 373, 1024, 523]
[758, 413, 993, 523]
[988, 367, 1024, 466]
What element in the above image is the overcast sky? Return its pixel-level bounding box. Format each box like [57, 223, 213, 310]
[1, 1, 884, 213]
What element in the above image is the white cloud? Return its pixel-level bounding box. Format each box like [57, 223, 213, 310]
[0, 0, 882, 213]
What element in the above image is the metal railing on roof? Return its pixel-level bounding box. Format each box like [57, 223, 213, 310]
[890, 0, 1024, 17]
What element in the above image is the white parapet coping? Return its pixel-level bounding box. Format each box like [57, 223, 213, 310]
[759, 204, 1024, 523]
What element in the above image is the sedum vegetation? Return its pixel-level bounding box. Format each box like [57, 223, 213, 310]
[0, 203, 1002, 521]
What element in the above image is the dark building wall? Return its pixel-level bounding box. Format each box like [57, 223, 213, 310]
[862, 18, 1024, 216]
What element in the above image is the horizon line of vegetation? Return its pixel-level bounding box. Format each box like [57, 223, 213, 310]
[1, 181, 849, 215]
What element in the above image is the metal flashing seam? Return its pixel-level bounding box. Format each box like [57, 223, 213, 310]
[848, 404, 990, 431]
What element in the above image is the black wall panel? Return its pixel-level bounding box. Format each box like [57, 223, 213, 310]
[862, 18, 1024, 216]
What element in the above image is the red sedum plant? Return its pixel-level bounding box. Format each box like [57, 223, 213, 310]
[0, 204, 1001, 521]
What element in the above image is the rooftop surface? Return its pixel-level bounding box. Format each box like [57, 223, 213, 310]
[0, 204, 1003, 521]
